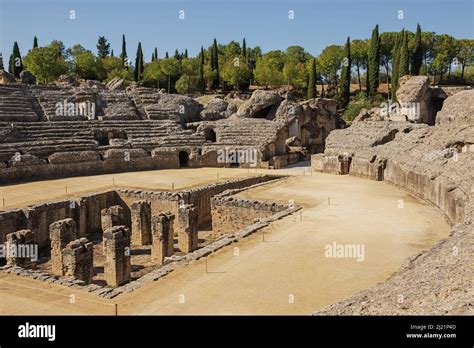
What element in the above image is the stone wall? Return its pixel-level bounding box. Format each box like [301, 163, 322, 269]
[182, 175, 283, 226]
[211, 196, 289, 236]
[0, 191, 119, 247]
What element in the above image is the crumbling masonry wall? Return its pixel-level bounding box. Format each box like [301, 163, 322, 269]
[0, 190, 120, 248]
[49, 218, 77, 276]
[5, 230, 37, 268]
[103, 226, 131, 287]
[131, 200, 152, 246]
[151, 213, 175, 264]
[101, 205, 126, 232]
[62, 238, 94, 284]
[211, 196, 289, 236]
[177, 205, 198, 253]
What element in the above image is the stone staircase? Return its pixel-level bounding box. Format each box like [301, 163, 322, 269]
[209, 119, 281, 148]
[0, 120, 206, 161]
[97, 90, 142, 120]
[0, 85, 42, 122]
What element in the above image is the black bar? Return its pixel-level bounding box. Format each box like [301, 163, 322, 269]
[0, 315, 472, 346]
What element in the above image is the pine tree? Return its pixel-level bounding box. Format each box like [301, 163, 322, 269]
[307, 58, 317, 99]
[391, 32, 402, 101]
[339, 37, 352, 108]
[120, 34, 127, 68]
[411, 24, 423, 75]
[367, 25, 380, 97]
[242, 38, 247, 60]
[97, 36, 111, 58]
[0, 53, 4, 70]
[399, 29, 409, 78]
[33, 36, 38, 49]
[9, 42, 23, 78]
[211, 38, 220, 90]
[134, 42, 144, 83]
[198, 46, 206, 94]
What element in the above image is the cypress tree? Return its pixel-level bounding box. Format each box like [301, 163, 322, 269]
[120, 34, 127, 68]
[399, 29, 409, 78]
[198, 46, 206, 94]
[411, 24, 423, 75]
[111, 49, 114, 57]
[367, 24, 380, 97]
[184, 49, 188, 58]
[339, 37, 352, 108]
[212, 38, 220, 90]
[154, 47, 158, 61]
[307, 58, 317, 99]
[151, 52, 155, 61]
[165, 51, 169, 59]
[242, 38, 247, 60]
[97, 36, 111, 58]
[33, 36, 38, 49]
[391, 32, 402, 101]
[9, 42, 23, 78]
[174, 49, 180, 60]
[0, 53, 4, 70]
[134, 42, 144, 83]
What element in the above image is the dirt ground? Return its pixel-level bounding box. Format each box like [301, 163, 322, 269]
[0, 168, 450, 315]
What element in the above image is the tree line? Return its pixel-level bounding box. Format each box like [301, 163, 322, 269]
[1, 25, 472, 105]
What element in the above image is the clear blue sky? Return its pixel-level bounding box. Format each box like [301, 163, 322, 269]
[1, 0, 473, 60]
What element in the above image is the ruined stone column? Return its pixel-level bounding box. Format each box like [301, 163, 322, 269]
[49, 218, 77, 276]
[101, 205, 125, 232]
[62, 238, 94, 284]
[5, 230, 37, 268]
[177, 205, 198, 253]
[131, 200, 152, 246]
[151, 213, 175, 265]
[103, 226, 131, 287]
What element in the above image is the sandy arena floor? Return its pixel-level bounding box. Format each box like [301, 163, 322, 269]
[0, 167, 450, 315]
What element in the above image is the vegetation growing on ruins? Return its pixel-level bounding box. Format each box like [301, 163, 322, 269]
[2, 25, 473, 105]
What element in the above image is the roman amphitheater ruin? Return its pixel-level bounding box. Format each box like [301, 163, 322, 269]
[0, 71, 472, 315]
